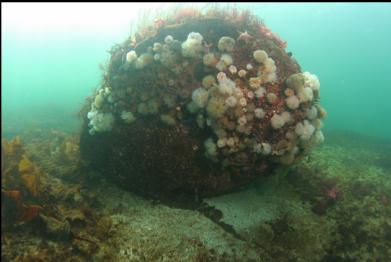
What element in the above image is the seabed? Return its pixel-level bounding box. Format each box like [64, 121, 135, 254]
[2, 127, 390, 261]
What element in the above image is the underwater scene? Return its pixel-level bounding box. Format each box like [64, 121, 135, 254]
[2, 3, 391, 261]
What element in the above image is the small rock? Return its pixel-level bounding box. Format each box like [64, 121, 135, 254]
[40, 214, 71, 240]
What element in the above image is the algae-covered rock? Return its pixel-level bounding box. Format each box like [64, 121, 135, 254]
[40, 214, 71, 240]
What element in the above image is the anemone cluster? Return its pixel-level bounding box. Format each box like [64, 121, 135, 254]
[86, 10, 326, 169]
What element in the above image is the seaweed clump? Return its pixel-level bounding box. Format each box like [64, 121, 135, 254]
[1, 136, 114, 261]
[2, 137, 43, 226]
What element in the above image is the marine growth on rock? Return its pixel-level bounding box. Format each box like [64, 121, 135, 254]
[80, 6, 327, 198]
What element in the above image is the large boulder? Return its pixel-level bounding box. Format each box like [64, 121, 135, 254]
[79, 7, 326, 201]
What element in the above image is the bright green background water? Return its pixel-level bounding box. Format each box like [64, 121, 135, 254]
[2, 3, 391, 139]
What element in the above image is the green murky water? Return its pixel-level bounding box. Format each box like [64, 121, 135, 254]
[2, 3, 391, 139]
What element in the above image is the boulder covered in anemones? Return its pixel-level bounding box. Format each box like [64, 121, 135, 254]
[79, 7, 326, 201]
